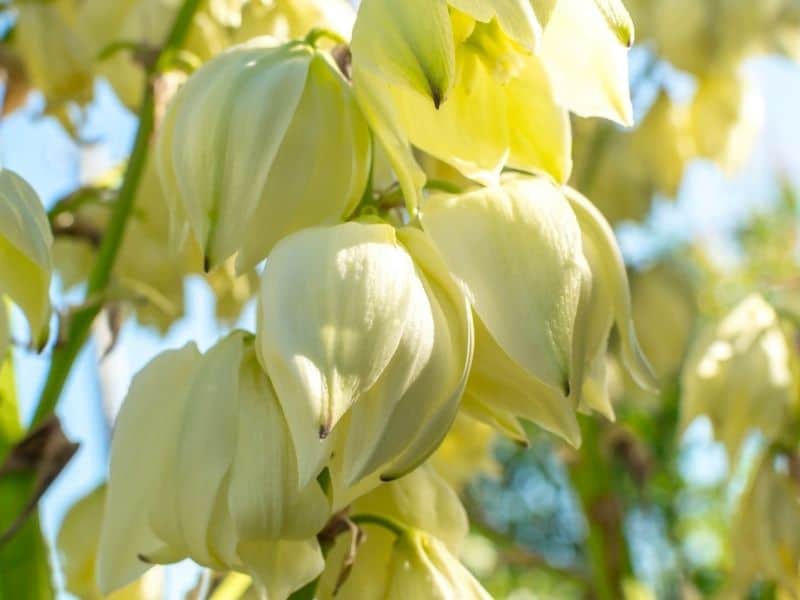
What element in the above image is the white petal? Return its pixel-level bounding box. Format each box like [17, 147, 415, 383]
[540, 0, 634, 125]
[565, 187, 657, 390]
[97, 344, 201, 594]
[421, 176, 584, 394]
[258, 223, 419, 485]
[228, 345, 329, 542]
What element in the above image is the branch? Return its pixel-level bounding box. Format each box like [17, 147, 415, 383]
[30, 0, 204, 427]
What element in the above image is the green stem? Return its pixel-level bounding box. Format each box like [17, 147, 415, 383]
[569, 418, 632, 600]
[424, 179, 464, 194]
[30, 0, 204, 427]
[350, 513, 407, 537]
[304, 27, 347, 48]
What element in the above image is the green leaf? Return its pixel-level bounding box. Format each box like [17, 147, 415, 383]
[0, 344, 54, 600]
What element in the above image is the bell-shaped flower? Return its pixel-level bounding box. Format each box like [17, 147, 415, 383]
[727, 453, 800, 595]
[381, 532, 492, 599]
[57, 485, 163, 600]
[0, 169, 53, 349]
[681, 295, 796, 457]
[12, 0, 93, 110]
[97, 333, 329, 599]
[420, 175, 654, 445]
[317, 464, 471, 599]
[538, 0, 635, 125]
[256, 222, 473, 490]
[350, 0, 569, 213]
[157, 37, 371, 271]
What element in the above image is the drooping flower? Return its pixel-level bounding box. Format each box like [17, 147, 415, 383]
[350, 0, 568, 212]
[12, 0, 93, 110]
[349, 0, 636, 212]
[420, 175, 655, 445]
[256, 222, 473, 492]
[157, 37, 371, 271]
[727, 451, 800, 595]
[681, 294, 797, 457]
[97, 333, 329, 599]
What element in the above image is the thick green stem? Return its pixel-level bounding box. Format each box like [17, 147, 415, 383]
[30, 0, 203, 427]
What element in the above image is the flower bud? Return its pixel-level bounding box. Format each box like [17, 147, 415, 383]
[420, 176, 654, 444]
[157, 38, 371, 271]
[681, 295, 796, 457]
[256, 222, 473, 489]
[57, 485, 163, 600]
[351, 0, 568, 212]
[383, 532, 492, 599]
[0, 169, 53, 348]
[317, 464, 470, 599]
[98, 333, 329, 599]
[12, 0, 93, 109]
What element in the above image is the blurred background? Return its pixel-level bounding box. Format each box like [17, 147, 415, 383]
[4, 1, 800, 598]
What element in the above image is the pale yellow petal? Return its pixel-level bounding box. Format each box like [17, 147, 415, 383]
[98, 345, 201, 594]
[464, 315, 582, 447]
[236, 52, 371, 272]
[228, 345, 329, 542]
[238, 538, 324, 600]
[447, 0, 541, 50]
[564, 187, 657, 390]
[421, 177, 584, 394]
[352, 0, 455, 104]
[257, 223, 420, 486]
[540, 0, 633, 125]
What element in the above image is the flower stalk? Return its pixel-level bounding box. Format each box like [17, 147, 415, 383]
[31, 0, 204, 427]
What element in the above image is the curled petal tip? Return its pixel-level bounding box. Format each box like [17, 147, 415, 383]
[431, 86, 443, 110]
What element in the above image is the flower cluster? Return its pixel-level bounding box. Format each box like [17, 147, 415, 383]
[3, 0, 659, 597]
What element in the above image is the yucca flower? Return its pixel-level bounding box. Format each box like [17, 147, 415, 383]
[256, 222, 473, 492]
[157, 37, 371, 271]
[98, 333, 329, 599]
[420, 174, 655, 445]
[349, 0, 635, 212]
[681, 294, 797, 457]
